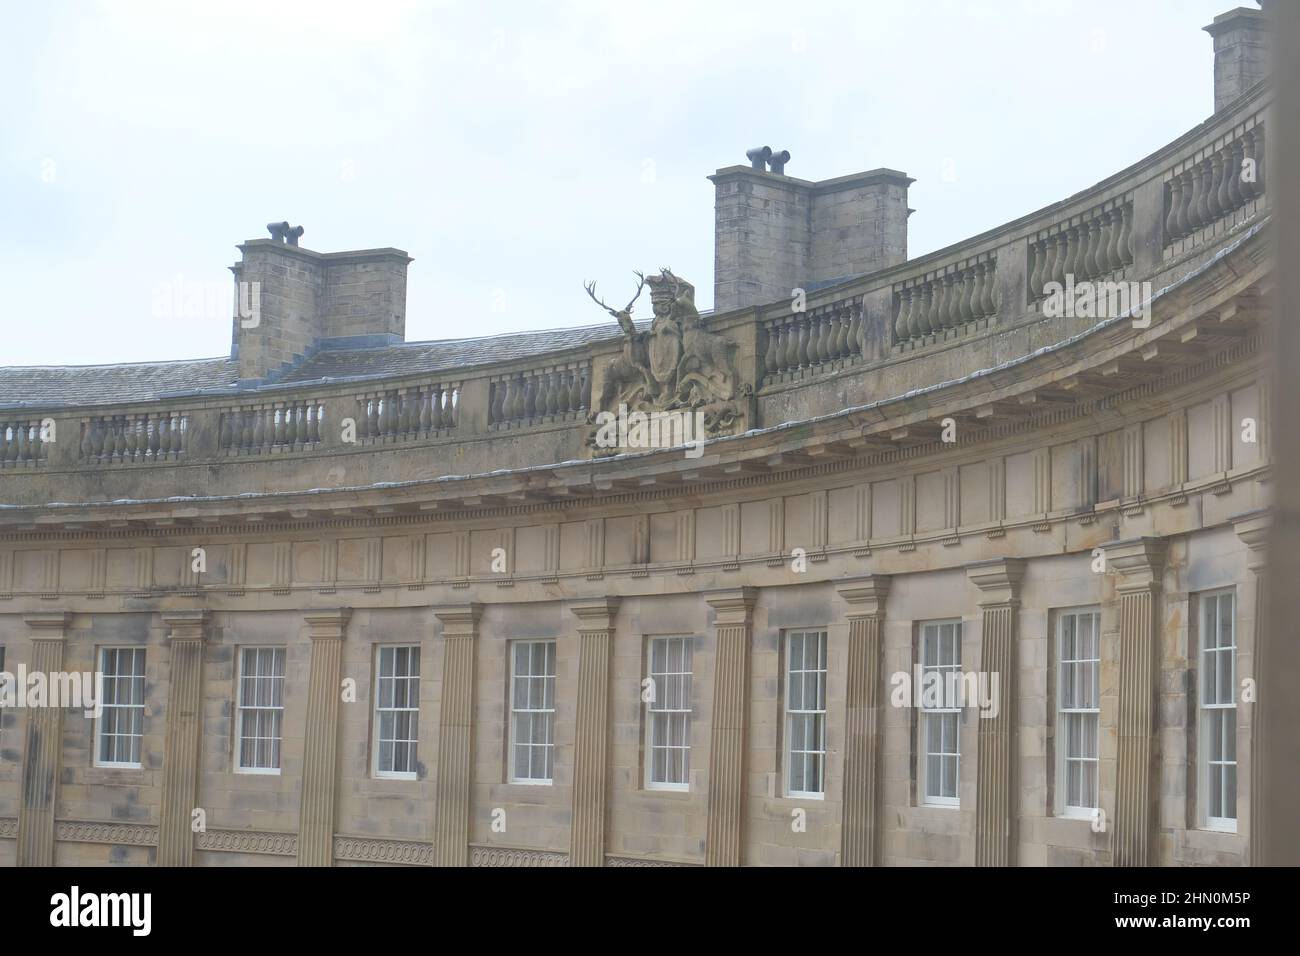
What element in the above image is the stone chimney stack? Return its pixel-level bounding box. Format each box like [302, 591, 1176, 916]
[230, 229, 411, 384]
[710, 148, 912, 313]
[1205, 5, 1270, 113]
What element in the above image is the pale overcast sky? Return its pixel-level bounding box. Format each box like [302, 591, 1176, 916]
[0, 0, 1239, 367]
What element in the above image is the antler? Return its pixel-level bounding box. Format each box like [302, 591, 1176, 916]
[624, 270, 646, 314]
[583, 279, 615, 315]
[584, 272, 646, 333]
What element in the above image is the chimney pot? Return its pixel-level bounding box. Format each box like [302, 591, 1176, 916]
[745, 146, 772, 169]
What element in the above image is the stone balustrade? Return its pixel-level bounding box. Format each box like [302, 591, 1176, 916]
[1, 420, 48, 467]
[356, 383, 459, 443]
[1164, 115, 1265, 254]
[219, 401, 324, 456]
[760, 298, 864, 385]
[488, 362, 590, 429]
[892, 255, 997, 349]
[79, 412, 187, 464]
[1027, 199, 1133, 303]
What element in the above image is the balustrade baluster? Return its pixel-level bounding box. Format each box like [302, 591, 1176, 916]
[1083, 220, 1101, 278]
[1208, 154, 1226, 220]
[1194, 161, 1212, 228]
[1166, 179, 1182, 239]
[1206, 151, 1227, 218]
[915, 283, 932, 336]
[773, 322, 789, 371]
[1240, 130, 1259, 199]
[1227, 140, 1245, 210]
[567, 372, 580, 414]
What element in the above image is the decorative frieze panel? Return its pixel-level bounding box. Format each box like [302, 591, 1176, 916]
[334, 835, 435, 866]
[195, 829, 297, 856]
[893, 254, 997, 349]
[605, 855, 694, 867]
[469, 845, 568, 867]
[55, 821, 160, 847]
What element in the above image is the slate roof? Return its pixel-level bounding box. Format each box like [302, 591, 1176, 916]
[277, 321, 631, 384]
[0, 357, 239, 409]
[0, 319, 636, 409]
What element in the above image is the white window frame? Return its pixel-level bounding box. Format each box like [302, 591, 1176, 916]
[235, 646, 286, 775]
[1199, 589, 1237, 832]
[95, 646, 147, 769]
[373, 644, 421, 780]
[919, 620, 962, 808]
[644, 636, 692, 792]
[784, 629, 828, 799]
[0, 645, 6, 747]
[509, 640, 556, 785]
[1056, 607, 1101, 818]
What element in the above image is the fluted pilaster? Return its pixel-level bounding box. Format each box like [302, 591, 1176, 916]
[967, 559, 1024, 867]
[158, 611, 209, 866]
[1233, 512, 1268, 865]
[297, 609, 350, 866]
[433, 605, 480, 867]
[704, 587, 757, 867]
[1106, 538, 1166, 867]
[17, 612, 71, 867]
[568, 598, 619, 867]
[837, 576, 890, 867]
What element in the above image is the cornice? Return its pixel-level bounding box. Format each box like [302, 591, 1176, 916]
[0, 460, 1270, 607]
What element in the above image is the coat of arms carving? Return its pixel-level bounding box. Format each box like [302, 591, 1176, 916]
[582, 268, 753, 455]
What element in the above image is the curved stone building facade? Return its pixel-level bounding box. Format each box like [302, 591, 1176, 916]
[0, 7, 1275, 867]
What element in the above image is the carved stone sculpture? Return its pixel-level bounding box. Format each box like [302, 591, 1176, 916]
[583, 268, 752, 453]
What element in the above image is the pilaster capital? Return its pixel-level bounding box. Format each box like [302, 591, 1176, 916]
[966, 558, 1026, 607]
[569, 597, 620, 634]
[161, 610, 210, 643]
[1231, 508, 1270, 574]
[704, 587, 757, 628]
[24, 612, 71, 638]
[836, 575, 891, 619]
[304, 609, 351, 641]
[434, 604, 481, 639]
[1104, 537, 1167, 592]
